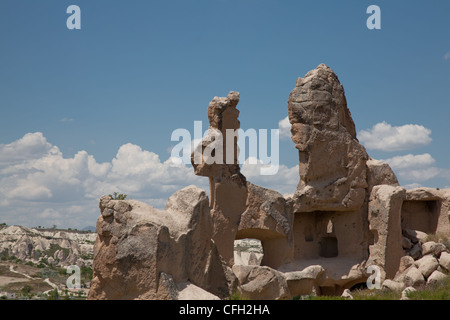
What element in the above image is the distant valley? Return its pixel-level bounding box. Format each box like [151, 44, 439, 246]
[0, 224, 96, 299]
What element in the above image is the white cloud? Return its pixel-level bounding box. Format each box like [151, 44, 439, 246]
[241, 157, 299, 194]
[8, 185, 53, 201]
[444, 52, 450, 60]
[0, 132, 56, 165]
[358, 121, 432, 152]
[383, 153, 435, 170]
[403, 183, 423, 190]
[0, 132, 304, 228]
[383, 153, 441, 182]
[0, 132, 208, 229]
[39, 208, 62, 219]
[278, 116, 291, 140]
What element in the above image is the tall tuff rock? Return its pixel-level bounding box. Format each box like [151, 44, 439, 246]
[288, 64, 370, 212]
[191, 91, 248, 266]
[88, 186, 233, 300]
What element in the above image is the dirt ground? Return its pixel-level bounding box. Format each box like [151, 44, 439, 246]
[0, 262, 53, 295]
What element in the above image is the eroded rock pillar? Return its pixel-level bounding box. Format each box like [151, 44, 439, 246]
[191, 91, 248, 266]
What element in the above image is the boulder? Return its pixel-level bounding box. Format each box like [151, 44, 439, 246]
[426, 270, 447, 286]
[421, 241, 437, 256]
[233, 265, 290, 300]
[403, 266, 425, 287]
[400, 286, 416, 300]
[422, 241, 447, 257]
[432, 243, 447, 257]
[341, 289, 353, 299]
[403, 229, 428, 244]
[415, 255, 439, 278]
[398, 256, 415, 274]
[408, 243, 422, 260]
[402, 237, 412, 250]
[382, 279, 405, 292]
[176, 281, 221, 300]
[284, 265, 325, 297]
[439, 251, 450, 271]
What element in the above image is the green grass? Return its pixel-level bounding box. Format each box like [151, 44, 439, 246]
[406, 277, 450, 300]
[228, 290, 249, 300]
[303, 276, 450, 300]
[350, 288, 401, 300]
[304, 295, 348, 300]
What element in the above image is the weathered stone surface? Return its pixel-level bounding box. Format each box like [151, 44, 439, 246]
[422, 241, 438, 256]
[232, 265, 290, 300]
[156, 272, 179, 300]
[398, 256, 415, 274]
[403, 229, 428, 244]
[403, 266, 425, 287]
[284, 265, 325, 297]
[233, 238, 264, 266]
[415, 255, 439, 278]
[382, 279, 405, 292]
[408, 243, 423, 260]
[439, 251, 450, 271]
[401, 286, 416, 300]
[426, 270, 447, 286]
[422, 241, 446, 257]
[368, 185, 406, 279]
[402, 237, 412, 250]
[191, 92, 247, 266]
[341, 289, 353, 299]
[403, 188, 450, 235]
[88, 186, 233, 300]
[366, 159, 399, 193]
[176, 281, 221, 300]
[86, 65, 450, 300]
[289, 64, 369, 212]
[237, 182, 294, 269]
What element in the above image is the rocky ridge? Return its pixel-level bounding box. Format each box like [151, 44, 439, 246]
[0, 225, 96, 268]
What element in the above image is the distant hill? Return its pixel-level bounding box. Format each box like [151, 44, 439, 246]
[0, 225, 96, 268]
[82, 226, 96, 233]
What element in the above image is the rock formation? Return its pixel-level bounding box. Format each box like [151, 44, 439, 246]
[191, 92, 248, 266]
[88, 186, 234, 299]
[288, 64, 371, 212]
[88, 64, 450, 300]
[0, 225, 95, 268]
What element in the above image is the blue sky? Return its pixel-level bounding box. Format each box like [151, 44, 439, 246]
[1, 0, 449, 228]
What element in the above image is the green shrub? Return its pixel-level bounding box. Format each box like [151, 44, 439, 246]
[109, 192, 127, 200]
[229, 290, 248, 300]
